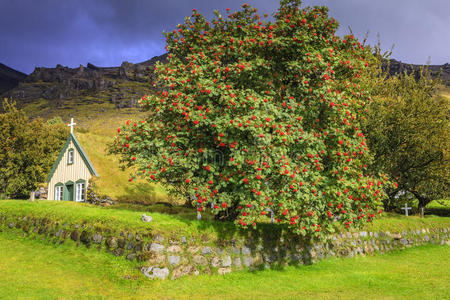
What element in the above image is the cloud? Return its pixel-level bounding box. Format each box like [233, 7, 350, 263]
[0, 0, 448, 74]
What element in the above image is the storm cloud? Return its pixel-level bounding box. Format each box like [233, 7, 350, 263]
[1, 0, 449, 74]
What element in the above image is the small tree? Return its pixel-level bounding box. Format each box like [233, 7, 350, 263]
[111, 0, 387, 238]
[363, 65, 449, 211]
[0, 99, 68, 198]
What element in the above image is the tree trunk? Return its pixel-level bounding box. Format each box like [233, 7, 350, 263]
[383, 191, 397, 212]
[410, 190, 431, 212]
[214, 203, 240, 222]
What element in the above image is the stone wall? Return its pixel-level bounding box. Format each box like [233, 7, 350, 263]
[0, 212, 448, 280]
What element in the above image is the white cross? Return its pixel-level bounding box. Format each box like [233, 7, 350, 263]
[68, 118, 76, 133]
[401, 203, 412, 216]
[266, 207, 274, 223]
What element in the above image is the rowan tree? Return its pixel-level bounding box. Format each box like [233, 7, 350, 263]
[111, 0, 387, 238]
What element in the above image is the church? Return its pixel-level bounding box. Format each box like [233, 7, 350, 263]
[46, 118, 98, 201]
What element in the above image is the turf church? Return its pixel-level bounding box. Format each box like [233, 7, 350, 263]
[46, 118, 98, 201]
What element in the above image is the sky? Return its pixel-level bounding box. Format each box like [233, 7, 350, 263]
[1, 0, 449, 74]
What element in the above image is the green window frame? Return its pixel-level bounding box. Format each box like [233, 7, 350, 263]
[67, 148, 74, 165]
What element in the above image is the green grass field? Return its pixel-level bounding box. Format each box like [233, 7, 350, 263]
[0, 230, 448, 299]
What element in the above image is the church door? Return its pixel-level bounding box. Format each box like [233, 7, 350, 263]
[65, 184, 74, 201]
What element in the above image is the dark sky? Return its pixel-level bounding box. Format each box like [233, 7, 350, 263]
[1, 0, 449, 74]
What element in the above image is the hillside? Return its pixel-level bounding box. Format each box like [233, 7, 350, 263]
[0, 54, 167, 116]
[0, 63, 27, 94]
[1, 55, 448, 203]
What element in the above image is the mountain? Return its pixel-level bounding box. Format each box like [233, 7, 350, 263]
[1, 54, 167, 113]
[0, 63, 27, 94]
[387, 59, 450, 85]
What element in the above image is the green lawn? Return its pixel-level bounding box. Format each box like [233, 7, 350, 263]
[0, 231, 448, 299]
[1, 200, 449, 241]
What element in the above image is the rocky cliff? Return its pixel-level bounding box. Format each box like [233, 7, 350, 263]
[1, 55, 448, 114]
[1, 54, 167, 110]
[387, 59, 450, 85]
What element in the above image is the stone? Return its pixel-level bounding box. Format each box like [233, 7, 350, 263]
[400, 238, 408, 245]
[211, 256, 220, 268]
[243, 256, 253, 267]
[154, 234, 164, 242]
[172, 265, 195, 280]
[141, 266, 153, 277]
[218, 267, 232, 275]
[141, 214, 152, 222]
[127, 242, 135, 250]
[391, 233, 402, 240]
[55, 229, 63, 237]
[168, 255, 180, 265]
[192, 255, 208, 266]
[222, 255, 232, 267]
[290, 253, 302, 262]
[106, 237, 117, 249]
[148, 252, 166, 265]
[242, 246, 251, 255]
[167, 245, 182, 253]
[150, 243, 164, 252]
[144, 267, 169, 280]
[80, 231, 91, 245]
[360, 231, 367, 238]
[113, 248, 124, 256]
[232, 246, 240, 254]
[201, 247, 213, 255]
[70, 230, 79, 241]
[92, 233, 102, 244]
[187, 246, 200, 254]
[118, 238, 126, 248]
[126, 253, 136, 261]
[233, 257, 242, 268]
[181, 236, 187, 244]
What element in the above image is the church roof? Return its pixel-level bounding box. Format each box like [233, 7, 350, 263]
[46, 133, 98, 182]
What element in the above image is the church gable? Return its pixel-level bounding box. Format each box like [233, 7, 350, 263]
[46, 133, 98, 183]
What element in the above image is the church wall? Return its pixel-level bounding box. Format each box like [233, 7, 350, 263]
[47, 140, 92, 200]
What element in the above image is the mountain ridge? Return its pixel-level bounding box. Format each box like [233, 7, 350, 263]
[1, 55, 448, 115]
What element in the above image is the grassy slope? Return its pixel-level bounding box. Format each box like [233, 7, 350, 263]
[0, 200, 448, 238]
[28, 102, 170, 203]
[24, 85, 450, 204]
[1, 230, 449, 299]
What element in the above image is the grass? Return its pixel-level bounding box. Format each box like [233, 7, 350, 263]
[0, 230, 449, 299]
[0, 200, 226, 238]
[72, 106, 171, 203]
[0, 200, 448, 240]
